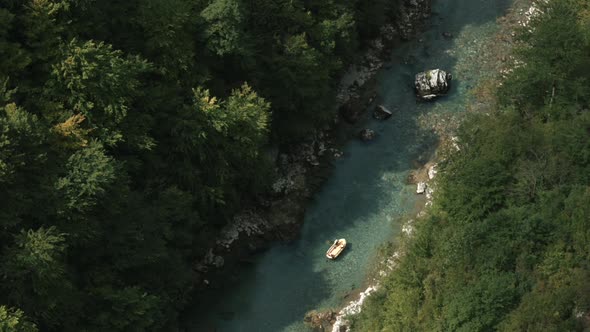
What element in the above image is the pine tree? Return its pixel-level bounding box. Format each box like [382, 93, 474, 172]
[0, 306, 38, 332]
[45, 39, 152, 148]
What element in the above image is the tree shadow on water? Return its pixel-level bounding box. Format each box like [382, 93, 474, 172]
[185, 242, 334, 332]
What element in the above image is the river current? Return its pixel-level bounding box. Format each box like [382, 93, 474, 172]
[189, 0, 513, 330]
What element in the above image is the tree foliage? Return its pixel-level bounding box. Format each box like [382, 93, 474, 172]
[0, 306, 37, 332]
[0, 0, 399, 329]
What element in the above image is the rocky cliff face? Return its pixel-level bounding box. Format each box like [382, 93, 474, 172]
[398, 0, 433, 40]
[338, 0, 433, 124]
[193, 0, 433, 292]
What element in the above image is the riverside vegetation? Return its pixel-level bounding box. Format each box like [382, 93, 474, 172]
[352, 0, 590, 330]
[0, 0, 408, 331]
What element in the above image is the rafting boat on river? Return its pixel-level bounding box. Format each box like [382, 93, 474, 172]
[326, 239, 347, 259]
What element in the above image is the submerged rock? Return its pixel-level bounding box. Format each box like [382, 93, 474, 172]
[373, 105, 393, 120]
[414, 69, 452, 100]
[359, 129, 376, 141]
[331, 148, 343, 159]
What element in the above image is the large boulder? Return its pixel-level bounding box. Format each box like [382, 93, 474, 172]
[414, 69, 452, 100]
[416, 182, 427, 194]
[373, 105, 393, 120]
[339, 97, 364, 123]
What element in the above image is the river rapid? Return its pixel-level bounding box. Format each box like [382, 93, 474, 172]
[188, 0, 514, 331]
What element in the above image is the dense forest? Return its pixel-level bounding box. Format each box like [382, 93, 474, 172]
[353, 0, 590, 330]
[0, 0, 403, 330]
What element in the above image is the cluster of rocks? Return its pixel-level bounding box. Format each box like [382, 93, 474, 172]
[357, 105, 395, 142]
[375, 249, 403, 280]
[338, 72, 381, 124]
[272, 130, 344, 195]
[216, 211, 270, 249]
[416, 181, 427, 194]
[519, 1, 547, 30]
[198, 249, 225, 271]
[336, 27, 395, 124]
[331, 286, 379, 332]
[397, 0, 433, 40]
[195, 210, 270, 274]
[416, 163, 438, 206]
[338, 0, 432, 124]
[402, 219, 415, 236]
[304, 309, 339, 331]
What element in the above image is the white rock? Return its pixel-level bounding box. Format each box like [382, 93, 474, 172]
[402, 224, 414, 235]
[451, 136, 460, 151]
[426, 187, 434, 200]
[414, 69, 452, 100]
[332, 285, 379, 332]
[428, 164, 438, 180]
[416, 182, 427, 194]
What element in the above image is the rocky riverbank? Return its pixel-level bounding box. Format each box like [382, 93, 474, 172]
[192, 0, 434, 291]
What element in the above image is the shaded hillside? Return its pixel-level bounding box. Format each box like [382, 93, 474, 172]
[0, 0, 408, 330]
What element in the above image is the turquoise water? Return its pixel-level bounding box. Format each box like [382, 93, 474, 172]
[188, 0, 513, 331]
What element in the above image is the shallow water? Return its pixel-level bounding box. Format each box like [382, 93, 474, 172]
[187, 0, 513, 331]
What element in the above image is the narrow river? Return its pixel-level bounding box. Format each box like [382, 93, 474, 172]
[189, 0, 513, 330]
